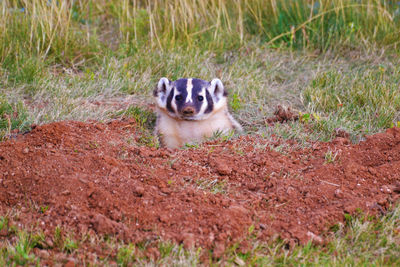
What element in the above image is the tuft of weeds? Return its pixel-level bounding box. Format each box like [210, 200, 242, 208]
[184, 143, 200, 149]
[209, 129, 236, 143]
[117, 243, 136, 266]
[63, 236, 79, 254]
[2, 231, 40, 266]
[115, 106, 160, 147]
[324, 149, 339, 164]
[230, 92, 243, 112]
[0, 216, 8, 231]
[196, 178, 228, 194]
[0, 94, 31, 140]
[53, 226, 63, 249]
[115, 106, 156, 129]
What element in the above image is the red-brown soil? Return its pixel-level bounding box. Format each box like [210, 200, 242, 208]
[1, 120, 400, 257]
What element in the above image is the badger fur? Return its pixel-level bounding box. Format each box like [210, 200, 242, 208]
[153, 78, 242, 149]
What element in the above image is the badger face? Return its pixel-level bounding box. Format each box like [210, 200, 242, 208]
[154, 78, 227, 121]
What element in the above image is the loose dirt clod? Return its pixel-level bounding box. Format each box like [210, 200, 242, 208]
[266, 105, 299, 124]
[0, 120, 399, 256]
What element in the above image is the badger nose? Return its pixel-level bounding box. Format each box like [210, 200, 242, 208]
[182, 106, 195, 116]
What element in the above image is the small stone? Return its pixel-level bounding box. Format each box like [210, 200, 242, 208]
[171, 162, 179, 170]
[212, 242, 226, 258]
[381, 185, 392, 194]
[38, 249, 50, 259]
[61, 190, 71, 196]
[22, 148, 29, 154]
[221, 198, 230, 207]
[214, 160, 231, 175]
[182, 233, 195, 249]
[45, 238, 54, 248]
[159, 214, 169, 223]
[160, 187, 171, 195]
[133, 186, 144, 197]
[91, 214, 118, 234]
[332, 137, 349, 145]
[334, 189, 344, 199]
[229, 205, 248, 215]
[368, 167, 377, 175]
[307, 231, 324, 245]
[394, 184, 400, 193]
[377, 197, 387, 206]
[54, 252, 65, 261]
[248, 183, 258, 191]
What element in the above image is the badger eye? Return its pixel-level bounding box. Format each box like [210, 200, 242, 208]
[198, 95, 204, 101]
[175, 95, 182, 101]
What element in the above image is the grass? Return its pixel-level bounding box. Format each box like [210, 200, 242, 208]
[303, 67, 400, 141]
[324, 149, 339, 164]
[1, 0, 400, 265]
[2, 45, 399, 144]
[1, 205, 399, 265]
[2, 1, 400, 66]
[195, 178, 228, 194]
[0, 94, 31, 139]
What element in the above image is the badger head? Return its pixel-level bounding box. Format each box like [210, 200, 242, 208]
[154, 78, 227, 121]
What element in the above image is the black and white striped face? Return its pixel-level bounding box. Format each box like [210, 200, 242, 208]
[154, 78, 227, 120]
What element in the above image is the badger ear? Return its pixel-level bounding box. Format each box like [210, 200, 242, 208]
[209, 78, 226, 102]
[154, 77, 172, 108]
[154, 77, 171, 97]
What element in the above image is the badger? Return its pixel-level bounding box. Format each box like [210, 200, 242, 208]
[153, 77, 242, 149]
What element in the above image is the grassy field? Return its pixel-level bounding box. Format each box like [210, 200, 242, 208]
[1, 0, 400, 265]
[1, 208, 399, 265]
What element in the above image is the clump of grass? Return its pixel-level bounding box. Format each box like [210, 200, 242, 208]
[1, 231, 40, 266]
[116, 106, 156, 129]
[196, 178, 228, 194]
[324, 149, 339, 163]
[115, 106, 159, 148]
[303, 67, 400, 140]
[0, 94, 31, 139]
[207, 129, 236, 143]
[63, 236, 79, 254]
[117, 244, 136, 266]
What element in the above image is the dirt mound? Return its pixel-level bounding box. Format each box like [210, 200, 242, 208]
[1, 120, 400, 256]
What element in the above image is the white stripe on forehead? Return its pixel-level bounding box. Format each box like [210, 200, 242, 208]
[185, 78, 193, 103]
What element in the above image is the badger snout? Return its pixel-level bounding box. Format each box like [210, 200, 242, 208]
[181, 106, 196, 116]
